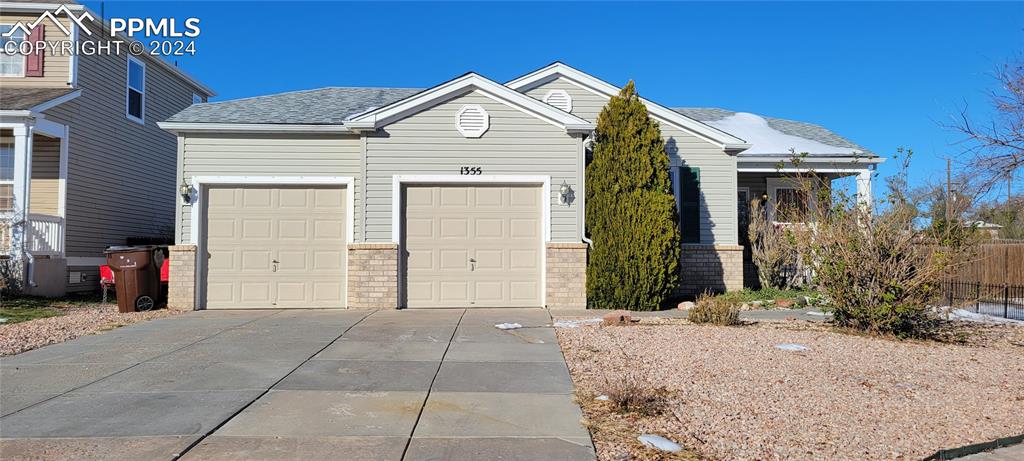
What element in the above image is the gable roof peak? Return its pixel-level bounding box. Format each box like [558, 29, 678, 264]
[344, 71, 594, 133]
[506, 63, 750, 151]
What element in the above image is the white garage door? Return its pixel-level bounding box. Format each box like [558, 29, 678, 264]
[403, 184, 543, 308]
[203, 185, 347, 309]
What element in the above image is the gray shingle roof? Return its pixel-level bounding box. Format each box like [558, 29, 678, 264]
[674, 107, 873, 156]
[0, 87, 77, 110]
[166, 87, 423, 125]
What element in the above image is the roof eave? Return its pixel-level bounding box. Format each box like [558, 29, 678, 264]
[0, 2, 85, 13]
[30, 89, 82, 113]
[158, 122, 351, 134]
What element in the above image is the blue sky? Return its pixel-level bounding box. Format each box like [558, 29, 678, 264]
[86, 1, 1023, 197]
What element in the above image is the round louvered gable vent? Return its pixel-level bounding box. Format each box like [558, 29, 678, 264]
[456, 104, 489, 138]
[543, 89, 573, 112]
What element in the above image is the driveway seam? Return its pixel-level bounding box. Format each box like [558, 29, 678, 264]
[171, 309, 378, 460]
[0, 310, 283, 419]
[399, 308, 467, 461]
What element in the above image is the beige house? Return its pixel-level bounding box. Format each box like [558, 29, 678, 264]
[0, 1, 214, 296]
[160, 63, 882, 310]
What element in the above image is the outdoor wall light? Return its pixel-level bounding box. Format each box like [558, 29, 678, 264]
[559, 181, 574, 205]
[180, 183, 193, 204]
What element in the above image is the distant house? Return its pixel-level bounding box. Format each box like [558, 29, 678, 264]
[1, 1, 213, 296]
[159, 62, 882, 310]
[970, 221, 1003, 239]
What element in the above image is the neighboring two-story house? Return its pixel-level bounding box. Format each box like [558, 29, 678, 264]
[0, 1, 214, 296]
[160, 62, 880, 311]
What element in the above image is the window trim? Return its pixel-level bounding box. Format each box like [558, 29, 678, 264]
[0, 24, 27, 78]
[125, 55, 146, 124]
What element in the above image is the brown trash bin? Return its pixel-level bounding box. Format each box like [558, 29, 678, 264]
[104, 245, 164, 313]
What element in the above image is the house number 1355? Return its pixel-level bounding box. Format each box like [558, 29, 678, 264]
[460, 166, 482, 175]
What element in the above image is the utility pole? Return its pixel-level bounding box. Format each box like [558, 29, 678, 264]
[946, 158, 952, 223]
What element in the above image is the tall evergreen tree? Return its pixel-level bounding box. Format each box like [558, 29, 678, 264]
[586, 81, 680, 310]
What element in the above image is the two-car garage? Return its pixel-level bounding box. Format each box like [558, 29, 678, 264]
[196, 180, 546, 310]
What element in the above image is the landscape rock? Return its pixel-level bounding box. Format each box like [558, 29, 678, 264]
[677, 301, 696, 310]
[602, 310, 633, 326]
[775, 298, 795, 308]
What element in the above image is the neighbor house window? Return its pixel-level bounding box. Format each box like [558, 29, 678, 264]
[0, 25, 26, 77]
[192, 93, 203, 105]
[126, 56, 146, 123]
[672, 166, 701, 243]
[0, 139, 14, 213]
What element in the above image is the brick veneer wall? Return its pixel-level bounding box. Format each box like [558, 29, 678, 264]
[546, 242, 588, 308]
[167, 244, 196, 311]
[677, 244, 744, 297]
[347, 243, 399, 309]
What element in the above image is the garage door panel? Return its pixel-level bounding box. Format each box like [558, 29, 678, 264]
[407, 249, 435, 270]
[404, 184, 542, 308]
[439, 249, 468, 270]
[510, 219, 538, 239]
[240, 251, 271, 270]
[204, 185, 347, 309]
[439, 219, 468, 238]
[278, 220, 308, 240]
[242, 220, 272, 239]
[314, 220, 345, 239]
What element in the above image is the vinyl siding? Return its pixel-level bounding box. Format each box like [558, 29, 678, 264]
[364, 90, 582, 243]
[524, 77, 738, 245]
[0, 14, 72, 88]
[176, 133, 362, 244]
[29, 135, 59, 215]
[42, 32, 209, 258]
[524, 78, 608, 122]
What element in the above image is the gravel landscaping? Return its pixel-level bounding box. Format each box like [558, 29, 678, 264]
[0, 303, 181, 356]
[556, 317, 1024, 461]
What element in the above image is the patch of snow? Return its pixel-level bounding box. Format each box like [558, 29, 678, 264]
[949, 309, 1024, 325]
[552, 318, 602, 328]
[706, 112, 861, 156]
[638, 434, 682, 453]
[594, 395, 609, 401]
[0, 317, 7, 323]
[494, 323, 522, 330]
[805, 310, 828, 317]
[775, 343, 810, 352]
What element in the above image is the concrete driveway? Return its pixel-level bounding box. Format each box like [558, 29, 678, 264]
[0, 308, 594, 461]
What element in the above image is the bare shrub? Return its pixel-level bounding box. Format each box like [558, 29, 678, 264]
[786, 152, 978, 338]
[688, 292, 741, 326]
[601, 372, 668, 416]
[748, 198, 803, 289]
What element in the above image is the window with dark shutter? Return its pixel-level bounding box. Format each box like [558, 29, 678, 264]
[676, 166, 701, 243]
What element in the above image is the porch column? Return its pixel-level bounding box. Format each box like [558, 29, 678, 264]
[856, 168, 872, 208]
[11, 123, 34, 258]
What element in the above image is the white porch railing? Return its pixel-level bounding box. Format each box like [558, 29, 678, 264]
[26, 213, 64, 256]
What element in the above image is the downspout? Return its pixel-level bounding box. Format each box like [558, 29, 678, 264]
[579, 134, 594, 247]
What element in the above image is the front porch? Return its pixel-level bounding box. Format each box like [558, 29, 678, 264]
[0, 123, 68, 294]
[736, 160, 878, 288]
